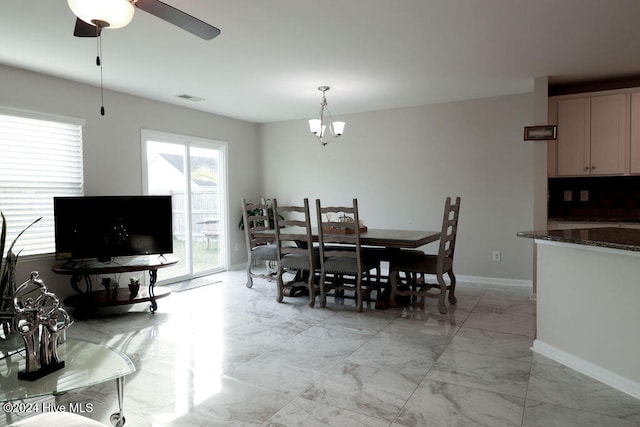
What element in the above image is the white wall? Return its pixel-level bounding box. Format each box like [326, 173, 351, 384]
[0, 64, 260, 298]
[535, 241, 640, 398]
[260, 94, 535, 282]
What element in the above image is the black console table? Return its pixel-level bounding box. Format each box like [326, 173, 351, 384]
[53, 255, 178, 315]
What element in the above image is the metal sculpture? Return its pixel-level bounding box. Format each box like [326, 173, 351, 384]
[13, 271, 71, 380]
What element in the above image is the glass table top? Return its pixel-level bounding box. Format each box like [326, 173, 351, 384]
[0, 339, 135, 401]
[0, 333, 24, 360]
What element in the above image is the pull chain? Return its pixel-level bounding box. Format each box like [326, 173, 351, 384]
[96, 29, 105, 116]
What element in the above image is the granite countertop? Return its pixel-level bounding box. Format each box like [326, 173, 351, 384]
[547, 217, 640, 223]
[517, 227, 640, 252]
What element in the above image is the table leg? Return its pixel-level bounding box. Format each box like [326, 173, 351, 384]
[70, 273, 92, 294]
[109, 376, 126, 426]
[148, 269, 158, 313]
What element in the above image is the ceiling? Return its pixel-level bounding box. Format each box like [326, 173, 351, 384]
[3, 0, 640, 124]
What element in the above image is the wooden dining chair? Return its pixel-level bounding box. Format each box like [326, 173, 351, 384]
[241, 198, 278, 288]
[272, 198, 319, 306]
[388, 196, 461, 314]
[315, 199, 380, 312]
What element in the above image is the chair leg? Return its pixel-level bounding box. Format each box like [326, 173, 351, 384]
[319, 270, 327, 307]
[388, 270, 399, 308]
[308, 270, 316, 308]
[436, 272, 448, 314]
[245, 259, 253, 288]
[373, 266, 381, 306]
[447, 270, 457, 304]
[356, 274, 363, 312]
[276, 266, 284, 303]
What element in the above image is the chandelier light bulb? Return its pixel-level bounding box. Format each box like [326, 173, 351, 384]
[308, 119, 322, 136]
[332, 121, 345, 136]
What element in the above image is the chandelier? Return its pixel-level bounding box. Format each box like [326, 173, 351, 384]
[308, 86, 345, 146]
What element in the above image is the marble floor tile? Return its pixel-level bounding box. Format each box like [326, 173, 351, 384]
[522, 400, 639, 427]
[319, 309, 396, 336]
[8, 272, 639, 427]
[301, 361, 420, 422]
[345, 336, 443, 378]
[426, 347, 532, 398]
[483, 285, 533, 300]
[224, 356, 322, 397]
[245, 325, 371, 374]
[377, 315, 461, 346]
[463, 308, 535, 337]
[527, 362, 640, 422]
[266, 397, 389, 427]
[394, 300, 474, 323]
[151, 376, 292, 426]
[393, 379, 525, 427]
[448, 326, 533, 359]
[474, 295, 535, 316]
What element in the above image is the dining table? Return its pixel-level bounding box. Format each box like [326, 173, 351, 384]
[257, 227, 441, 304]
[260, 227, 441, 249]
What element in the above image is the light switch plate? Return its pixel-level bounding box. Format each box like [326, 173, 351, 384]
[564, 190, 572, 202]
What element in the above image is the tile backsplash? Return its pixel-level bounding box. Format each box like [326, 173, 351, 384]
[548, 176, 640, 221]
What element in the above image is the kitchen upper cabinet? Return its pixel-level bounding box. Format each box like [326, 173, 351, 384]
[590, 94, 628, 175]
[630, 92, 640, 173]
[556, 97, 590, 176]
[555, 93, 629, 176]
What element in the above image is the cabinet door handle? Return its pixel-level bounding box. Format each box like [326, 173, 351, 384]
[584, 166, 590, 171]
[591, 166, 596, 170]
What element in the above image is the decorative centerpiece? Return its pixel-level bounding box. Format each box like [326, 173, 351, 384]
[0, 212, 41, 339]
[321, 213, 368, 234]
[0, 212, 71, 380]
[13, 271, 71, 381]
[101, 277, 119, 298]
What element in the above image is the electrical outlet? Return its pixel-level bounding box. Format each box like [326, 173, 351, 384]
[580, 190, 589, 202]
[492, 250, 501, 262]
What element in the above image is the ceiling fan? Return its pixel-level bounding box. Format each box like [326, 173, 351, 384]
[69, 0, 221, 40]
[68, 0, 220, 116]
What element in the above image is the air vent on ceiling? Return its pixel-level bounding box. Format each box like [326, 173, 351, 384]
[176, 94, 206, 102]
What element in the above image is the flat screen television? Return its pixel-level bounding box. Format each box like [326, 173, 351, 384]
[54, 195, 173, 261]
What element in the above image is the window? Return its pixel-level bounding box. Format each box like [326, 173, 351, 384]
[0, 109, 84, 256]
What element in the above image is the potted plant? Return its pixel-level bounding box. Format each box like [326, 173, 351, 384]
[128, 276, 140, 297]
[238, 198, 281, 230]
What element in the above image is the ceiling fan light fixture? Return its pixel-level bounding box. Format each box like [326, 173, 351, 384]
[68, 0, 135, 29]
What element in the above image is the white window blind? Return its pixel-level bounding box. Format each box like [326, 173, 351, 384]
[0, 111, 83, 256]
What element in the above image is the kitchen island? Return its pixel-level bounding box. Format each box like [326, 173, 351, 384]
[518, 227, 640, 399]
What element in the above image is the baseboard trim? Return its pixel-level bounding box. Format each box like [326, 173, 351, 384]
[230, 263, 246, 271]
[532, 339, 640, 400]
[457, 275, 532, 288]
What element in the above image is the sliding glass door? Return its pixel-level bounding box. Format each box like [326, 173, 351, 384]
[142, 130, 227, 284]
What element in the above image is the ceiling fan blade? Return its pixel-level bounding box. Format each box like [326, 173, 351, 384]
[134, 0, 221, 40]
[73, 18, 100, 37]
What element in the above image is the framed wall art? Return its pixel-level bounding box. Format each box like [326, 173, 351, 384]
[524, 125, 557, 141]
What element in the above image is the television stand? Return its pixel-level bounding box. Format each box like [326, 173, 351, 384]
[52, 255, 178, 315]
